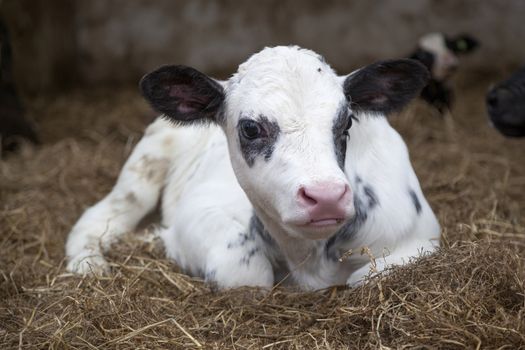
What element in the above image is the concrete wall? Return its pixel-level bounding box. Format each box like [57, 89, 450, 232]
[2, 0, 525, 92]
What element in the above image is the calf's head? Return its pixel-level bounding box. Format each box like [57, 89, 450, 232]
[411, 32, 478, 81]
[140, 46, 428, 239]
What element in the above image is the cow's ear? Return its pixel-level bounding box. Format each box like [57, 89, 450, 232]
[343, 59, 429, 115]
[446, 34, 479, 54]
[140, 65, 225, 124]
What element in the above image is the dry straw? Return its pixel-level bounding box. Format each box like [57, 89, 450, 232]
[1, 76, 524, 349]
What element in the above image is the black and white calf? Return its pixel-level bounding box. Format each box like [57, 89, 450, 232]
[410, 32, 478, 113]
[486, 66, 525, 138]
[66, 46, 440, 290]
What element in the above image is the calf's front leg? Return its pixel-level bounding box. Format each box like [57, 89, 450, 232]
[66, 118, 176, 274]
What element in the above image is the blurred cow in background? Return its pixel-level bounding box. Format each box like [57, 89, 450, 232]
[0, 18, 39, 155]
[409, 32, 479, 114]
[486, 66, 525, 137]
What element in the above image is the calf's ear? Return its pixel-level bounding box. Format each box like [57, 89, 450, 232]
[140, 65, 225, 124]
[343, 59, 429, 115]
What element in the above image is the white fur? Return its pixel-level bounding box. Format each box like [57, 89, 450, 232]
[419, 32, 458, 80]
[66, 46, 440, 290]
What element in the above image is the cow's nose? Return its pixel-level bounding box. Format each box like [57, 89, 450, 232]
[298, 182, 351, 223]
[486, 91, 499, 110]
[444, 52, 459, 67]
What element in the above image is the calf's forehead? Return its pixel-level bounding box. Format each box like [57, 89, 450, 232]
[419, 33, 448, 55]
[225, 47, 346, 123]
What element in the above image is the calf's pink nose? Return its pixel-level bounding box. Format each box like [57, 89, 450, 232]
[298, 182, 351, 222]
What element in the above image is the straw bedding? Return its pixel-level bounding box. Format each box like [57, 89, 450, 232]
[1, 74, 524, 349]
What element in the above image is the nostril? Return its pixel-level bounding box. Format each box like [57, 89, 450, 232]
[340, 184, 350, 200]
[298, 187, 317, 206]
[487, 94, 498, 109]
[298, 183, 350, 208]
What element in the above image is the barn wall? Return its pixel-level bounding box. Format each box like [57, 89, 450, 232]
[1, 0, 77, 92]
[2, 0, 525, 92]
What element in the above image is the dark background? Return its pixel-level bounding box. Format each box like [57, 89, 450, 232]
[2, 0, 524, 94]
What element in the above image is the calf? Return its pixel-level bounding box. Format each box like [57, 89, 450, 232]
[409, 32, 478, 113]
[486, 66, 525, 137]
[66, 46, 440, 290]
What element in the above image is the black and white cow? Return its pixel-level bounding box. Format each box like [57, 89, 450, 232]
[66, 46, 440, 290]
[486, 66, 525, 138]
[410, 32, 478, 113]
[0, 18, 39, 153]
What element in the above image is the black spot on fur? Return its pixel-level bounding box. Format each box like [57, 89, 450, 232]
[249, 214, 275, 247]
[325, 176, 378, 260]
[409, 189, 422, 215]
[238, 114, 281, 167]
[325, 194, 369, 261]
[240, 247, 261, 266]
[363, 185, 379, 209]
[249, 214, 288, 276]
[332, 105, 351, 169]
[227, 231, 256, 249]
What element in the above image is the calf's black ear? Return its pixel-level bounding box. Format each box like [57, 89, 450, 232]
[343, 59, 429, 115]
[140, 65, 225, 124]
[446, 34, 479, 54]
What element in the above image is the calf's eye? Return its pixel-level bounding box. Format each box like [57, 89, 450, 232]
[240, 120, 262, 139]
[343, 113, 354, 136]
[345, 115, 353, 130]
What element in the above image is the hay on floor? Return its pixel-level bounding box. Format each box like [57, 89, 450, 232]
[1, 75, 524, 349]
